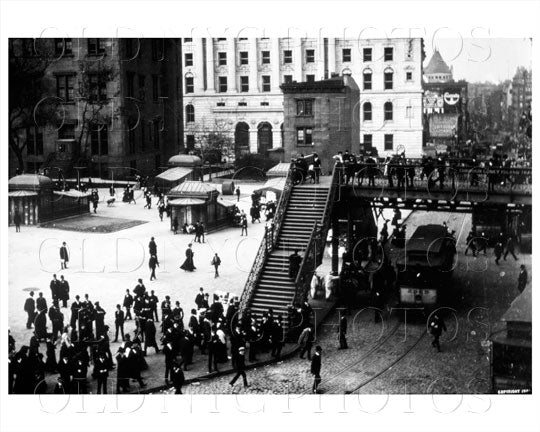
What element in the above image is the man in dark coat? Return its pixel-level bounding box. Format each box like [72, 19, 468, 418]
[311, 346, 322, 393]
[229, 346, 249, 388]
[123, 289, 133, 320]
[13, 210, 22, 232]
[59, 275, 70, 308]
[170, 359, 185, 394]
[504, 236, 518, 261]
[133, 279, 146, 297]
[48, 304, 64, 341]
[517, 265, 528, 293]
[94, 302, 106, 338]
[24, 291, 36, 329]
[60, 242, 69, 269]
[148, 237, 157, 258]
[429, 314, 447, 352]
[161, 296, 172, 323]
[271, 315, 284, 359]
[288, 250, 302, 279]
[207, 328, 221, 373]
[50, 274, 60, 303]
[298, 326, 314, 360]
[70, 295, 81, 328]
[93, 351, 109, 394]
[149, 255, 159, 281]
[338, 314, 348, 349]
[163, 341, 176, 383]
[114, 304, 125, 342]
[144, 319, 159, 355]
[149, 290, 159, 321]
[195, 287, 205, 310]
[36, 292, 48, 313]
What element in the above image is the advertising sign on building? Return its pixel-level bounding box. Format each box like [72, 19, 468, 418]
[429, 113, 458, 138]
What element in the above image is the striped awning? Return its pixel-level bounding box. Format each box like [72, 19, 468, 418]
[267, 162, 291, 178]
[8, 190, 38, 197]
[169, 197, 206, 206]
[155, 167, 193, 182]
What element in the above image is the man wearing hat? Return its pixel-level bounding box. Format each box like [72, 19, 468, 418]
[229, 346, 249, 388]
[133, 279, 146, 297]
[311, 346, 322, 393]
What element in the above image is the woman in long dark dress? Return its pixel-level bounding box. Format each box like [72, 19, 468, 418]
[180, 244, 196, 271]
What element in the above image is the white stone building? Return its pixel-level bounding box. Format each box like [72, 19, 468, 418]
[182, 37, 424, 159]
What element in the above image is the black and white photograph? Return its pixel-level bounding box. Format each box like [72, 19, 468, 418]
[1, 1, 538, 432]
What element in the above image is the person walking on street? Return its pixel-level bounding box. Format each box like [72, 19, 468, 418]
[311, 346, 322, 394]
[240, 216, 248, 236]
[229, 346, 249, 388]
[288, 250, 302, 279]
[517, 265, 528, 293]
[149, 237, 157, 258]
[60, 242, 69, 269]
[123, 289, 133, 320]
[494, 241, 503, 265]
[235, 187, 241, 202]
[24, 291, 36, 329]
[298, 326, 314, 360]
[172, 217, 179, 234]
[58, 275, 70, 308]
[50, 274, 60, 304]
[338, 314, 348, 349]
[464, 230, 477, 257]
[504, 236, 518, 261]
[180, 243, 196, 271]
[429, 314, 447, 352]
[149, 254, 159, 281]
[211, 253, 221, 278]
[114, 304, 125, 342]
[13, 210, 22, 232]
[170, 359, 185, 394]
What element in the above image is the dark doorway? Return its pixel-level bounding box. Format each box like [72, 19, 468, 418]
[257, 122, 273, 155]
[234, 122, 250, 159]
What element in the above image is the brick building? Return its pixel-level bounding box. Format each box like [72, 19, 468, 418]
[281, 75, 360, 173]
[9, 38, 183, 179]
[181, 37, 424, 159]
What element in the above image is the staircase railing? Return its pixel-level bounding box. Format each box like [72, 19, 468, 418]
[238, 224, 274, 316]
[271, 161, 294, 247]
[293, 162, 340, 305]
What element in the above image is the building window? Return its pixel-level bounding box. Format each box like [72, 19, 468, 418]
[88, 74, 107, 102]
[296, 99, 313, 116]
[262, 50, 270, 64]
[184, 38, 193, 43]
[216, 38, 226, 42]
[363, 134, 373, 150]
[238, 102, 247, 107]
[185, 76, 194, 94]
[26, 127, 44, 155]
[384, 70, 393, 90]
[185, 52, 193, 66]
[138, 74, 145, 100]
[56, 75, 75, 102]
[363, 48, 372, 62]
[297, 127, 313, 146]
[151, 39, 164, 61]
[283, 50, 292, 64]
[186, 134, 195, 150]
[218, 52, 227, 65]
[384, 101, 393, 121]
[186, 104, 195, 122]
[406, 71, 413, 81]
[363, 70, 372, 90]
[363, 102, 372, 121]
[55, 38, 72, 56]
[306, 74, 315, 83]
[240, 51, 248, 65]
[342, 48, 351, 62]
[152, 75, 160, 101]
[88, 38, 105, 55]
[90, 124, 108, 155]
[283, 75, 293, 84]
[384, 47, 393, 61]
[218, 76, 227, 92]
[262, 75, 271, 92]
[260, 101, 269, 106]
[240, 76, 249, 92]
[126, 72, 135, 98]
[384, 134, 393, 151]
[306, 49, 315, 63]
[406, 106, 413, 118]
[216, 102, 225, 107]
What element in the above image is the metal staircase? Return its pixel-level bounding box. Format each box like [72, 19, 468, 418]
[239, 161, 339, 333]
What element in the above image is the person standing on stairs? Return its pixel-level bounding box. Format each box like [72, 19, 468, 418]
[289, 250, 302, 279]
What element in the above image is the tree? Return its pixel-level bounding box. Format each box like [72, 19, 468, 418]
[192, 118, 234, 164]
[9, 39, 57, 173]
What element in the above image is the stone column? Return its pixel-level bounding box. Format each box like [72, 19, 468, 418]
[248, 38, 258, 93]
[317, 38, 325, 80]
[271, 38, 280, 90]
[294, 38, 303, 82]
[331, 215, 339, 273]
[249, 129, 258, 153]
[227, 38, 237, 93]
[206, 38, 215, 92]
[272, 127, 282, 149]
[328, 38, 336, 77]
[194, 38, 205, 92]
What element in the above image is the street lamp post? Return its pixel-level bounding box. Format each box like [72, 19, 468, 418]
[73, 166, 86, 191]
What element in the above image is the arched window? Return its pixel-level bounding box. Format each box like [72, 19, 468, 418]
[384, 101, 393, 121]
[363, 102, 372, 121]
[186, 104, 195, 123]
